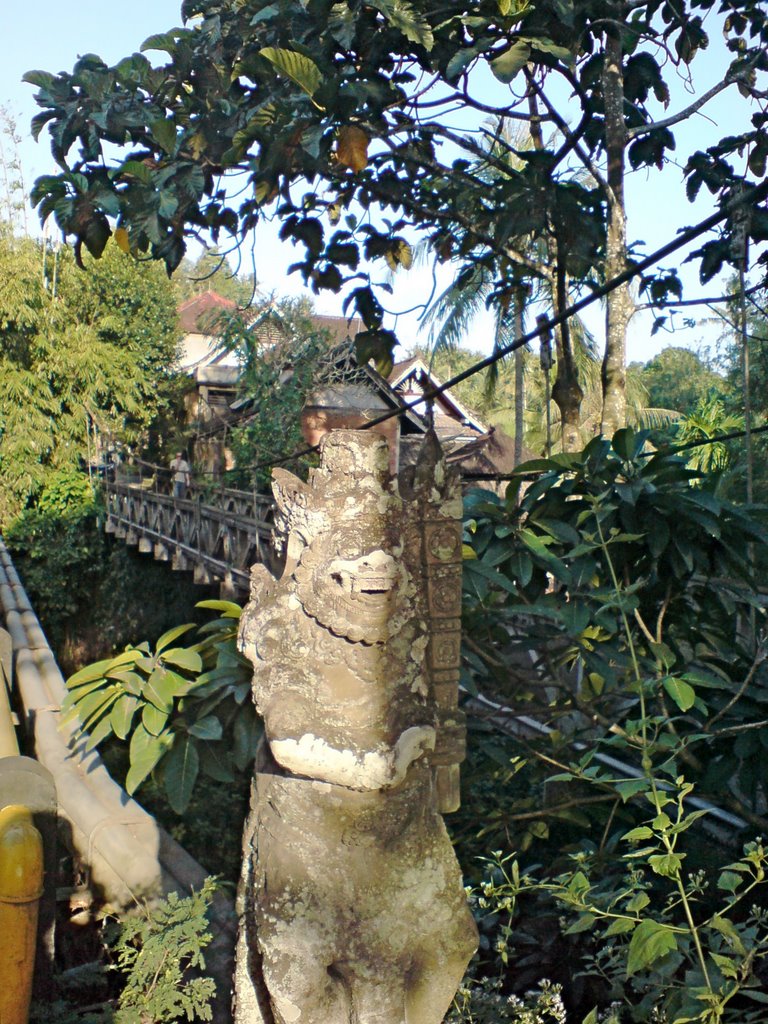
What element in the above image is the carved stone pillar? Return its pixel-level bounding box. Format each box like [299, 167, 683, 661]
[235, 430, 477, 1024]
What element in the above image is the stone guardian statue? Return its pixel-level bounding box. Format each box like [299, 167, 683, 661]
[235, 430, 477, 1024]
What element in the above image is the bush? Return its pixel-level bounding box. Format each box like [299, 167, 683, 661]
[454, 429, 768, 1021]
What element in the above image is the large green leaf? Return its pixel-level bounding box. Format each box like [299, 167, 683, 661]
[489, 41, 531, 83]
[107, 670, 144, 696]
[62, 678, 110, 707]
[196, 599, 242, 618]
[259, 48, 322, 99]
[161, 647, 203, 673]
[144, 666, 191, 709]
[518, 528, 572, 583]
[150, 118, 177, 155]
[163, 736, 200, 814]
[188, 716, 224, 741]
[626, 919, 678, 976]
[111, 695, 140, 740]
[155, 622, 196, 653]
[126, 724, 168, 794]
[662, 676, 696, 712]
[67, 658, 115, 687]
[144, 667, 175, 711]
[140, 29, 191, 55]
[369, 0, 435, 49]
[22, 70, 58, 91]
[65, 685, 120, 729]
[233, 709, 261, 771]
[142, 701, 170, 737]
[84, 714, 114, 752]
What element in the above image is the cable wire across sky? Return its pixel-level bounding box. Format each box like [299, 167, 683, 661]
[233, 176, 768, 480]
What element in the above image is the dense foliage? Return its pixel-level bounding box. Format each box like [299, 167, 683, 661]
[462, 430, 768, 825]
[453, 429, 768, 1020]
[0, 232, 180, 525]
[63, 600, 256, 815]
[4, 469, 105, 632]
[635, 348, 727, 418]
[25, 0, 768, 432]
[222, 296, 326, 488]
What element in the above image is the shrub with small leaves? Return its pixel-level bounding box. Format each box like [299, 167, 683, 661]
[112, 878, 218, 1024]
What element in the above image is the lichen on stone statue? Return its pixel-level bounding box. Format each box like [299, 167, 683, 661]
[234, 429, 477, 1024]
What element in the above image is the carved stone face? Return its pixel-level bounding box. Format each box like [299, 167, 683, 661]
[295, 538, 409, 644]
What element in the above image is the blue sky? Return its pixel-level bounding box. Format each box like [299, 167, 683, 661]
[2, 2, 758, 364]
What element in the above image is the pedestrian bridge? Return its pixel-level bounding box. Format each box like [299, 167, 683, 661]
[103, 459, 278, 596]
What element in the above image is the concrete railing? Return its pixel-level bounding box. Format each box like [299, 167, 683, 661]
[0, 539, 237, 1019]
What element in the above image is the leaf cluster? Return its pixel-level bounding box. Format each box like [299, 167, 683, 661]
[462, 429, 768, 805]
[25, 0, 768, 365]
[465, 841, 768, 1024]
[111, 877, 218, 1024]
[455, 429, 768, 1020]
[63, 600, 258, 814]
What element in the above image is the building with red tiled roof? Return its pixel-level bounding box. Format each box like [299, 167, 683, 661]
[176, 292, 523, 481]
[178, 291, 238, 333]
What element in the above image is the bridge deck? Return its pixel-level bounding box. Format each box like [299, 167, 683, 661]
[103, 461, 278, 594]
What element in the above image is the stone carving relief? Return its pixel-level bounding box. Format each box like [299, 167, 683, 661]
[235, 429, 477, 1024]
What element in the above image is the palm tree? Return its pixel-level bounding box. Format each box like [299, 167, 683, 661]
[675, 396, 743, 475]
[414, 114, 606, 455]
[414, 120, 553, 460]
[418, 258, 542, 462]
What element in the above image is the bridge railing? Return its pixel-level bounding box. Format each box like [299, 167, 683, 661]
[102, 459, 279, 595]
[113, 457, 275, 517]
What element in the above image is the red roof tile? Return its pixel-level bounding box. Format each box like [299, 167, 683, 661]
[178, 292, 238, 333]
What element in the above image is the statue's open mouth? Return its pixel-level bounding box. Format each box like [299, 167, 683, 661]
[328, 551, 399, 611]
[333, 575, 393, 606]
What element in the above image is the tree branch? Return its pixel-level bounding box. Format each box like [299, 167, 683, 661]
[626, 60, 758, 140]
[634, 282, 763, 311]
[524, 69, 610, 195]
[706, 645, 767, 731]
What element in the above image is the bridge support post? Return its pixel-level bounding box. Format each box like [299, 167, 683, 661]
[219, 572, 237, 601]
[193, 564, 212, 586]
[172, 549, 190, 572]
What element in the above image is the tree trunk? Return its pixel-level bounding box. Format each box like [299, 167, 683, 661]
[528, 86, 583, 452]
[513, 287, 525, 464]
[600, 29, 634, 437]
[551, 260, 583, 452]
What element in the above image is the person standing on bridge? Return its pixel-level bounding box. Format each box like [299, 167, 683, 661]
[170, 451, 191, 499]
